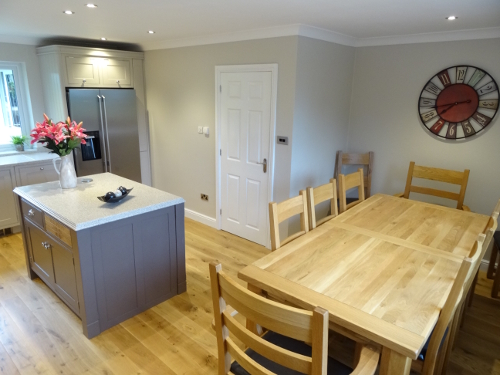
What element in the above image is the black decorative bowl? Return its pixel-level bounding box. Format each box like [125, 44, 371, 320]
[98, 187, 133, 203]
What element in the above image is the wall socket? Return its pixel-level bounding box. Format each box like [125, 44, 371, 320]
[201, 194, 209, 201]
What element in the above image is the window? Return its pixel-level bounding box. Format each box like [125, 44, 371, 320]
[0, 62, 33, 151]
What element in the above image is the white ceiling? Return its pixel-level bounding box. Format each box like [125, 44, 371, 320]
[1, 0, 499, 50]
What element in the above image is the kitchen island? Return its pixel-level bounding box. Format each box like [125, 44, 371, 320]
[13, 173, 186, 338]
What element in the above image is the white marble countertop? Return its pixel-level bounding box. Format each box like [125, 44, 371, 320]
[13, 173, 184, 231]
[0, 151, 58, 168]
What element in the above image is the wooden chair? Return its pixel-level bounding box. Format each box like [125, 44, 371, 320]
[466, 199, 500, 303]
[209, 262, 380, 375]
[487, 231, 500, 298]
[485, 199, 500, 299]
[395, 161, 470, 211]
[269, 191, 309, 251]
[412, 235, 484, 375]
[306, 179, 339, 229]
[338, 169, 365, 214]
[441, 209, 498, 374]
[334, 151, 374, 199]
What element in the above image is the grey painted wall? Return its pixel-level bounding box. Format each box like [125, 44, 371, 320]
[290, 37, 355, 226]
[348, 38, 500, 257]
[0, 42, 45, 132]
[144, 37, 299, 219]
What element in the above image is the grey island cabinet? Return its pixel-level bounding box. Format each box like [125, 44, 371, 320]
[13, 172, 186, 338]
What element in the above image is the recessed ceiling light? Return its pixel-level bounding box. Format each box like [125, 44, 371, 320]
[148, 30, 155, 34]
[101, 37, 107, 40]
[446, 16, 457, 20]
[86, 4, 98, 8]
[63, 10, 75, 15]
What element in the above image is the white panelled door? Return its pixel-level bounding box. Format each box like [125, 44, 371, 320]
[220, 71, 272, 246]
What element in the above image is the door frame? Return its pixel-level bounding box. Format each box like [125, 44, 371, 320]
[215, 64, 278, 248]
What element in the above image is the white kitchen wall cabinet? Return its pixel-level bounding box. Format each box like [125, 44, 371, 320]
[36, 46, 151, 185]
[0, 167, 20, 230]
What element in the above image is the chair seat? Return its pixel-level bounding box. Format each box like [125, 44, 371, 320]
[230, 331, 353, 375]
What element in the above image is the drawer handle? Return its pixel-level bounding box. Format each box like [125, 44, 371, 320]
[40, 167, 44, 170]
[28, 209, 35, 217]
[41, 241, 51, 249]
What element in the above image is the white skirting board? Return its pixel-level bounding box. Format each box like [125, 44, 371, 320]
[185, 208, 217, 229]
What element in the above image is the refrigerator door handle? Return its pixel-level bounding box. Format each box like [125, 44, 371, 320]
[97, 95, 109, 172]
[102, 95, 112, 173]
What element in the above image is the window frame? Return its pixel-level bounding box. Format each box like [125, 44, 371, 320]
[0, 62, 34, 152]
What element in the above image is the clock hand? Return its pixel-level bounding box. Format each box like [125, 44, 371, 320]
[439, 99, 472, 115]
[436, 99, 471, 108]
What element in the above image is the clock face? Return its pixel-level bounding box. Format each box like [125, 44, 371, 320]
[418, 65, 499, 140]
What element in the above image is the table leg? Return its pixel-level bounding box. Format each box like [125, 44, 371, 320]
[246, 283, 263, 336]
[379, 347, 411, 375]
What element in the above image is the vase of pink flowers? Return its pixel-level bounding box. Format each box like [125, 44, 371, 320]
[30, 114, 87, 189]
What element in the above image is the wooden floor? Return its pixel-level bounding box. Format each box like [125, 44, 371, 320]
[0, 218, 498, 374]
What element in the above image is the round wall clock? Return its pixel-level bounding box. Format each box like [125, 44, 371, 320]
[418, 65, 498, 140]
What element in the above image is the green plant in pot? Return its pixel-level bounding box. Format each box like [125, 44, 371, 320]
[11, 135, 28, 151]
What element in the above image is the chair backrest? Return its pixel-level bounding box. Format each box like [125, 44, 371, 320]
[403, 161, 470, 210]
[334, 151, 374, 198]
[306, 179, 339, 229]
[209, 262, 329, 375]
[338, 169, 365, 213]
[269, 190, 309, 251]
[422, 241, 484, 375]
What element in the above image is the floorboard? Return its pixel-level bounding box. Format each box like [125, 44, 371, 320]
[0, 218, 498, 374]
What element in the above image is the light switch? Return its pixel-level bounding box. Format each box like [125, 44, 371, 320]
[197, 126, 203, 134]
[203, 126, 210, 136]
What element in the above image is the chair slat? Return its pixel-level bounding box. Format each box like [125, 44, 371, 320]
[412, 165, 466, 185]
[307, 179, 338, 230]
[409, 186, 460, 201]
[226, 338, 274, 375]
[339, 169, 365, 213]
[223, 311, 312, 374]
[218, 271, 313, 342]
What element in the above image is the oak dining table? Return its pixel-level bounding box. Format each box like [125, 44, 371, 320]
[239, 194, 492, 374]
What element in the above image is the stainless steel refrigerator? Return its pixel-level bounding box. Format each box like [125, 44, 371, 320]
[67, 89, 141, 182]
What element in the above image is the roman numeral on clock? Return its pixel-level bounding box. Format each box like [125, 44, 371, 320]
[456, 67, 468, 84]
[421, 109, 438, 122]
[419, 98, 436, 108]
[424, 82, 441, 96]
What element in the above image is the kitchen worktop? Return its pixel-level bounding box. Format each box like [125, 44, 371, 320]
[13, 172, 184, 231]
[0, 151, 58, 167]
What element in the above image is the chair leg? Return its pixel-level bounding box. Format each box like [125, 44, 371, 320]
[459, 300, 467, 329]
[467, 271, 479, 308]
[492, 264, 500, 299]
[487, 244, 498, 279]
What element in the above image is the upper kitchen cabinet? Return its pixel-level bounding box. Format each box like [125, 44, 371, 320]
[65, 56, 101, 86]
[36, 45, 152, 186]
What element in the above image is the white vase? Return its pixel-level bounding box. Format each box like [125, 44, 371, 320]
[53, 152, 77, 189]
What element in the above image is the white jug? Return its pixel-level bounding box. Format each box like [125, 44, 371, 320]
[53, 152, 77, 189]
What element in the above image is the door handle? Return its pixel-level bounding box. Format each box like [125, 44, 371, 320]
[256, 158, 267, 173]
[97, 95, 109, 172]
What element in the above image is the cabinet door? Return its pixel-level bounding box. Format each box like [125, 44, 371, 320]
[51, 239, 79, 313]
[0, 167, 19, 229]
[17, 162, 59, 186]
[26, 221, 55, 284]
[66, 56, 101, 86]
[101, 59, 132, 87]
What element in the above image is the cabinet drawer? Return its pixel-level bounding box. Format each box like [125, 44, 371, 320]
[45, 215, 72, 248]
[21, 199, 44, 228]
